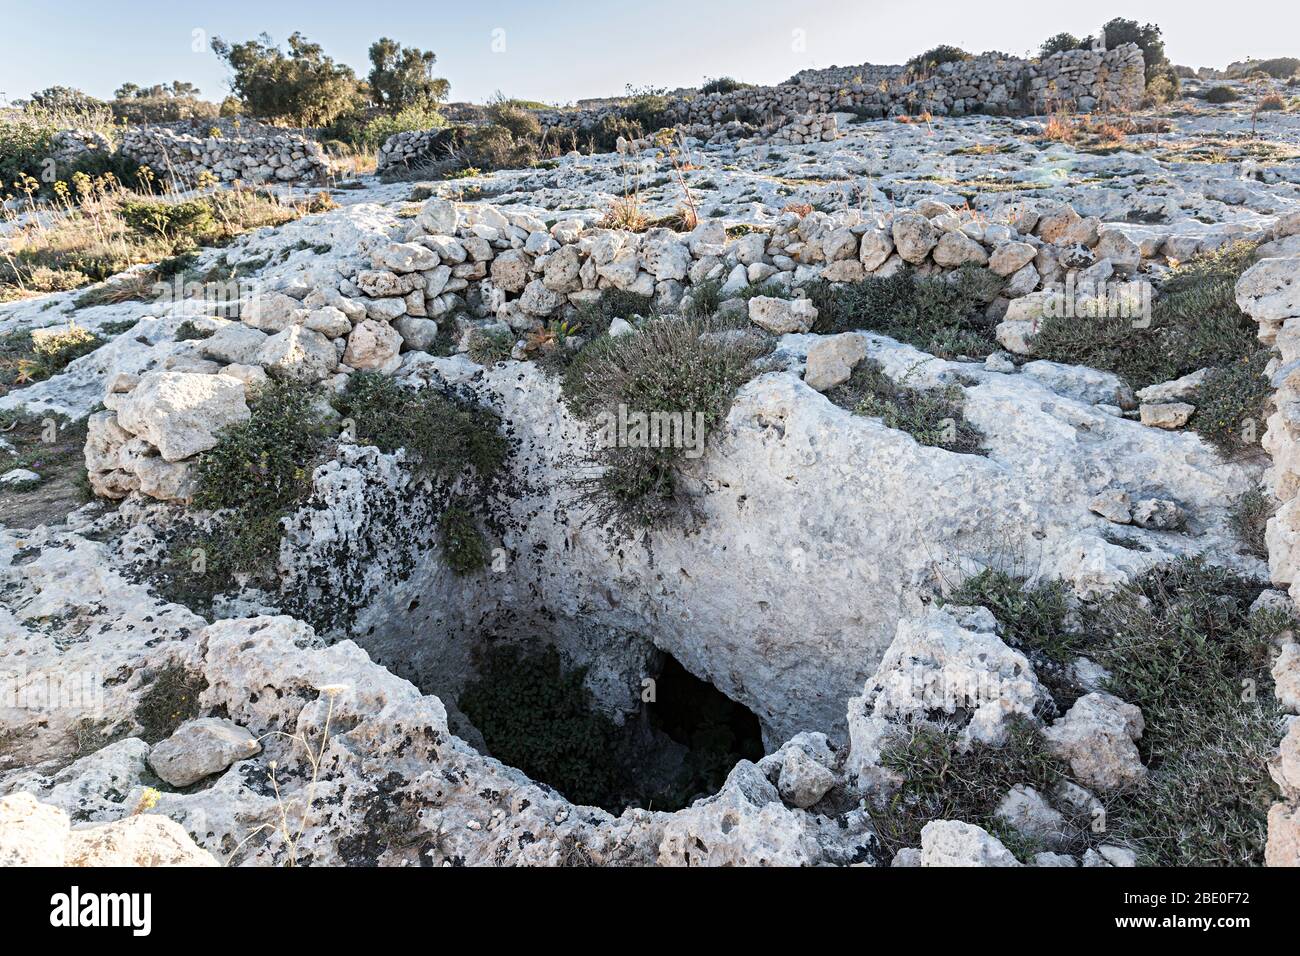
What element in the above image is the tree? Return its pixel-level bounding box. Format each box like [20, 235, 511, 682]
[367, 37, 449, 112]
[1098, 17, 1168, 83]
[211, 32, 362, 127]
[1038, 33, 1081, 59]
[27, 86, 104, 112]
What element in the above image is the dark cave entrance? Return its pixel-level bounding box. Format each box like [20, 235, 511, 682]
[457, 641, 765, 814]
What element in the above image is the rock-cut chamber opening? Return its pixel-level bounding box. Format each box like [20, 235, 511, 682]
[457, 640, 764, 814]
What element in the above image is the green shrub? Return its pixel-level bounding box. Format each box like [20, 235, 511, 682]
[465, 326, 514, 365]
[32, 322, 102, 372]
[1075, 558, 1288, 865]
[174, 320, 214, 341]
[870, 716, 1076, 860]
[827, 360, 985, 455]
[1191, 351, 1272, 454]
[133, 663, 208, 744]
[1038, 33, 1082, 59]
[700, 76, 746, 95]
[331, 371, 507, 481]
[811, 266, 1002, 359]
[352, 103, 446, 150]
[906, 45, 971, 75]
[366, 37, 449, 112]
[561, 317, 770, 533]
[1249, 57, 1300, 79]
[1205, 85, 1241, 104]
[622, 93, 671, 133]
[1031, 242, 1259, 389]
[190, 381, 330, 576]
[1229, 486, 1272, 559]
[947, 569, 1073, 661]
[119, 198, 216, 241]
[210, 32, 364, 127]
[1, 324, 105, 392]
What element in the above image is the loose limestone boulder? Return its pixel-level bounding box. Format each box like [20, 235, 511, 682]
[803, 333, 868, 391]
[1237, 257, 1300, 323]
[343, 320, 403, 373]
[1043, 692, 1146, 791]
[0, 792, 70, 865]
[0, 793, 216, 866]
[147, 717, 262, 787]
[113, 370, 250, 462]
[256, 325, 338, 382]
[776, 746, 837, 808]
[891, 213, 937, 263]
[919, 820, 1021, 866]
[749, 296, 817, 334]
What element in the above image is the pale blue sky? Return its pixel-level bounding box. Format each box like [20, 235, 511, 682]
[2, 0, 1298, 107]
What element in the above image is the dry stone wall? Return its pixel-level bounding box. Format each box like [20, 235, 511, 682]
[541, 44, 1145, 129]
[380, 45, 1145, 172]
[1233, 233, 1300, 866]
[119, 127, 331, 186]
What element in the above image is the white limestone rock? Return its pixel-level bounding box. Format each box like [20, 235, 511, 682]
[749, 296, 817, 334]
[147, 717, 262, 787]
[920, 820, 1021, 867]
[1043, 692, 1146, 791]
[113, 370, 250, 462]
[343, 320, 403, 373]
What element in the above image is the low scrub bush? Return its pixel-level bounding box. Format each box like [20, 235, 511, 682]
[331, 371, 507, 482]
[1190, 351, 1272, 455]
[700, 76, 747, 95]
[0, 323, 103, 394]
[1073, 559, 1288, 865]
[870, 716, 1075, 861]
[1031, 242, 1258, 390]
[190, 381, 331, 575]
[1205, 85, 1241, 104]
[561, 317, 770, 534]
[827, 360, 985, 455]
[1229, 485, 1272, 559]
[947, 569, 1072, 661]
[440, 498, 489, 574]
[460, 643, 624, 809]
[1, 181, 330, 301]
[810, 266, 1003, 359]
[906, 45, 971, 75]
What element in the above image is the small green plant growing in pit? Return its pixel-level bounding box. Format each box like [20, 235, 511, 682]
[460, 643, 623, 810]
[174, 319, 214, 341]
[828, 360, 985, 455]
[331, 371, 507, 482]
[465, 326, 514, 366]
[440, 499, 489, 574]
